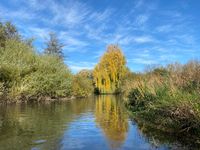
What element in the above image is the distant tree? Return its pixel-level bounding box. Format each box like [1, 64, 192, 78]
[0, 21, 20, 47]
[44, 32, 64, 59]
[72, 70, 93, 97]
[24, 37, 35, 48]
[3, 22, 19, 39]
[93, 45, 127, 94]
[77, 69, 93, 79]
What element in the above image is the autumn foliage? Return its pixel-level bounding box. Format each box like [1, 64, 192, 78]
[93, 45, 127, 94]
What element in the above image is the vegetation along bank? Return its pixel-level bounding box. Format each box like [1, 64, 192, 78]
[1, 21, 200, 143]
[0, 21, 93, 103]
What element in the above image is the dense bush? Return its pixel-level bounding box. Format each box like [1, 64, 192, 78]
[126, 88, 156, 111]
[125, 60, 200, 137]
[0, 39, 73, 102]
[72, 70, 93, 97]
[22, 55, 72, 97]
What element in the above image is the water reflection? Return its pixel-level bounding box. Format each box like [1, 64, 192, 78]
[0, 96, 192, 150]
[0, 99, 95, 150]
[95, 95, 128, 149]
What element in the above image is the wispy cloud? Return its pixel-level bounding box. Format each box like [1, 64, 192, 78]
[133, 36, 155, 43]
[51, 1, 90, 27]
[89, 8, 113, 23]
[112, 35, 156, 45]
[66, 61, 95, 73]
[129, 58, 157, 65]
[0, 5, 36, 21]
[156, 24, 173, 33]
[134, 0, 144, 9]
[135, 14, 149, 25]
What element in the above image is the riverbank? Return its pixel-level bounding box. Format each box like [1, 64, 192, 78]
[124, 60, 200, 144]
[0, 22, 93, 104]
[128, 112, 200, 149]
[0, 95, 77, 104]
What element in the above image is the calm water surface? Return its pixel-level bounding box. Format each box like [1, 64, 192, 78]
[0, 96, 190, 150]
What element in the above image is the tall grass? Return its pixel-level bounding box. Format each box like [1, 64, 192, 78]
[125, 60, 200, 137]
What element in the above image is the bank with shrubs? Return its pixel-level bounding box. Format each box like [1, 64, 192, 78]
[124, 61, 200, 142]
[0, 21, 93, 103]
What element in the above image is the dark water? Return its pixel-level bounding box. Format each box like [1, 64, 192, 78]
[0, 96, 190, 150]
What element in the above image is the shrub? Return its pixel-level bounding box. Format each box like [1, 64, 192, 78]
[72, 70, 93, 97]
[126, 88, 156, 111]
[0, 39, 73, 101]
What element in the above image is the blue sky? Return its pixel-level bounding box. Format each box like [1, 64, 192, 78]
[0, 0, 200, 73]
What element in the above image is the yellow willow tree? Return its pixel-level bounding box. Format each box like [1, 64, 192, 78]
[93, 45, 127, 94]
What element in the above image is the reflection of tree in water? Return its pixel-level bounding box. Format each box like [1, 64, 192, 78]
[0, 98, 95, 150]
[95, 95, 129, 149]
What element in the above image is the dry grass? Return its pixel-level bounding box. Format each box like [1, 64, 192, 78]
[125, 60, 200, 137]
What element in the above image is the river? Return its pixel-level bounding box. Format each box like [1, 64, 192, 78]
[0, 96, 191, 150]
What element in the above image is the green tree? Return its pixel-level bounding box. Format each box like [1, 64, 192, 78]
[44, 32, 64, 59]
[93, 45, 127, 94]
[0, 22, 20, 47]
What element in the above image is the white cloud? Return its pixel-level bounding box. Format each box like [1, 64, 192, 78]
[0, 5, 35, 21]
[89, 8, 113, 23]
[156, 24, 173, 32]
[70, 65, 93, 72]
[118, 35, 155, 45]
[135, 14, 149, 25]
[59, 32, 88, 46]
[133, 36, 154, 43]
[129, 58, 157, 65]
[27, 27, 51, 39]
[134, 0, 144, 9]
[23, 0, 46, 10]
[66, 61, 95, 73]
[51, 1, 90, 27]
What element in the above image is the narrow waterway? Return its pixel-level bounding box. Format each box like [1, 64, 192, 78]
[0, 96, 189, 150]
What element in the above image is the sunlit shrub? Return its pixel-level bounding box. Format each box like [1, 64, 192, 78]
[0, 39, 73, 101]
[72, 70, 93, 97]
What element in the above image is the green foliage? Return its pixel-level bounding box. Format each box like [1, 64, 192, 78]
[0, 36, 72, 101]
[22, 55, 72, 97]
[72, 70, 93, 97]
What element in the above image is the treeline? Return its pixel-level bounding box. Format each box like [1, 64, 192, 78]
[0, 21, 93, 103]
[0, 21, 127, 103]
